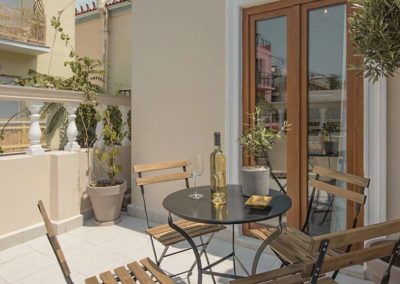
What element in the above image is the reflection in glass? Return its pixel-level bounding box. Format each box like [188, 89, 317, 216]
[307, 4, 347, 236]
[255, 16, 288, 193]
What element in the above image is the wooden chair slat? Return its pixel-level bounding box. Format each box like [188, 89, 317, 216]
[229, 263, 306, 284]
[114, 266, 136, 284]
[126, 262, 154, 284]
[309, 219, 400, 254]
[313, 165, 370, 187]
[100, 271, 118, 284]
[38, 200, 72, 279]
[133, 160, 189, 173]
[38, 200, 56, 237]
[85, 276, 101, 284]
[161, 224, 226, 246]
[156, 223, 215, 241]
[321, 241, 395, 274]
[136, 172, 191, 186]
[309, 179, 366, 205]
[140, 258, 176, 284]
[146, 219, 198, 236]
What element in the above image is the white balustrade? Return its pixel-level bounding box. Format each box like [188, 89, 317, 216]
[319, 107, 328, 129]
[0, 85, 131, 155]
[26, 101, 45, 156]
[277, 108, 285, 128]
[64, 103, 81, 152]
[120, 106, 130, 146]
[95, 106, 104, 149]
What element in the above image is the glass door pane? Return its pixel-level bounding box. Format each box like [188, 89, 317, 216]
[307, 4, 347, 235]
[255, 16, 288, 193]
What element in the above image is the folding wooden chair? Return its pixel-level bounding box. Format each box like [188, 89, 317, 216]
[250, 165, 370, 278]
[133, 160, 226, 279]
[37, 200, 175, 284]
[232, 219, 400, 284]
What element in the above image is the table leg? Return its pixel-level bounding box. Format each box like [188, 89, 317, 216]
[251, 216, 284, 275]
[168, 214, 203, 284]
[232, 226, 236, 276]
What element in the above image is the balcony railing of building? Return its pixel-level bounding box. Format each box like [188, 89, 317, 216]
[256, 34, 271, 48]
[0, 3, 46, 46]
[0, 85, 131, 156]
[256, 71, 274, 89]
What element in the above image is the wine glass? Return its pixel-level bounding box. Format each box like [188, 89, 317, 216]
[188, 155, 204, 199]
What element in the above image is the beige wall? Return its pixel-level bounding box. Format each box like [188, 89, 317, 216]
[387, 75, 400, 220]
[131, 0, 225, 216]
[0, 0, 75, 78]
[0, 146, 131, 241]
[75, 16, 102, 62]
[75, 6, 132, 94]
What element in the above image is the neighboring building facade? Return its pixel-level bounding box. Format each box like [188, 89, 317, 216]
[0, 0, 75, 152]
[0, 0, 75, 80]
[75, 0, 132, 95]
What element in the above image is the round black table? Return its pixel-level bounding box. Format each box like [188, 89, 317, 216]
[163, 184, 291, 225]
[162, 184, 292, 282]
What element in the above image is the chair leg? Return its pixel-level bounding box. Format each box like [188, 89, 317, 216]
[158, 245, 170, 266]
[381, 239, 400, 284]
[149, 235, 159, 265]
[251, 228, 282, 275]
[187, 234, 216, 284]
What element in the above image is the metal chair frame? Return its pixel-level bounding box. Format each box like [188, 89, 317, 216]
[135, 160, 221, 283]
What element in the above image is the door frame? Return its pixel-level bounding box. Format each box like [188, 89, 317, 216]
[241, 0, 364, 231]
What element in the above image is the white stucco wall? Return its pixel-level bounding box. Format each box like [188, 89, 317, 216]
[387, 75, 400, 220]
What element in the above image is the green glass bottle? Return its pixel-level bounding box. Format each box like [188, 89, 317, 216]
[210, 132, 227, 205]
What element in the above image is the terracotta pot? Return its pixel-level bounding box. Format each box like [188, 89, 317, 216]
[241, 166, 270, 197]
[366, 240, 400, 284]
[87, 179, 127, 225]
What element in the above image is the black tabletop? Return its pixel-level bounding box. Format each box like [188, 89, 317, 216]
[163, 184, 292, 225]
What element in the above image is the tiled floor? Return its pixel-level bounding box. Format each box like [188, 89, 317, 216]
[0, 214, 373, 283]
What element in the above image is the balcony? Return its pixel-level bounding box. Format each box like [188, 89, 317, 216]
[0, 3, 49, 55]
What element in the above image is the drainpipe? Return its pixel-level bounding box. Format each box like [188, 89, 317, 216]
[97, 0, 109, 94]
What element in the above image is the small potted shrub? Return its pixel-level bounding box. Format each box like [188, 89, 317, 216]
[240, 106, 288, 196]
[320, 121, 339, 155]
[86, 108, 127, 225]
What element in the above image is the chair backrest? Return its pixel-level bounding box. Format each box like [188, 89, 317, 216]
[305, 219, 400, 283]
[302, 166, 370, 234]
[37, 200, 74, 284]
[133, 160, 191, 228]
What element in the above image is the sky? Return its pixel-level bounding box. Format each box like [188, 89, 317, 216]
[76, 0, 95, 9]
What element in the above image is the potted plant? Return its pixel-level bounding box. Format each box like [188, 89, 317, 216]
[240, 106, 288, 196]
[86, 108, 127, 225]
[349, 0, 400, 282]
[320, 121, 339, 155]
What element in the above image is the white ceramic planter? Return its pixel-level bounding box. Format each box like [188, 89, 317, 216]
[241, 166, 270, 197]
[87, 179, 127, 225]
[366, 240, 400, 284]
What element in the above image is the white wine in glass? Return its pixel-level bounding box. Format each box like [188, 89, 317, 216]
[188, 155, 204, 199]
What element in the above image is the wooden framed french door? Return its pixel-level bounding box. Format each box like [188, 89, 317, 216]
[242, 0, 364, 234]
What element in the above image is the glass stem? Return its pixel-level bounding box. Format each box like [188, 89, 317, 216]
[194, 177, 197, 195]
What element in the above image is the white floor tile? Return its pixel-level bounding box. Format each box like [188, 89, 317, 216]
[0, 244, 33, 265]
[68, 246, 130, 276]
[68, 224, 127, 246]
[100, 231, 150, 258]
[12, 264, 85, 284]
[0, 251, 55, 283]
[0, 215, 373, 284]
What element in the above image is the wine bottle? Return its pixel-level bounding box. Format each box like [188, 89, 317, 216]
[210, 132, 227, 205]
